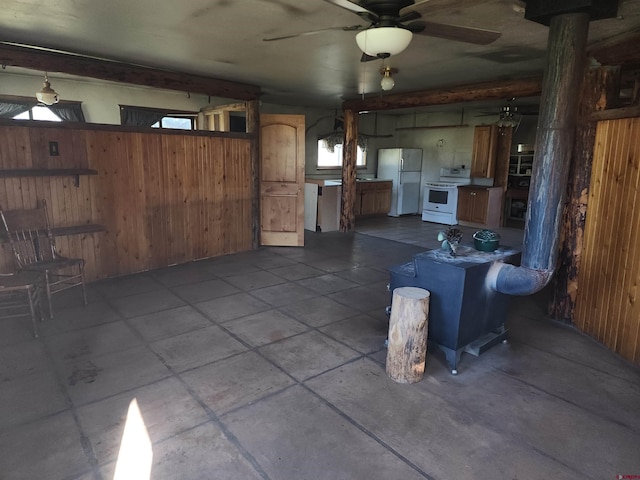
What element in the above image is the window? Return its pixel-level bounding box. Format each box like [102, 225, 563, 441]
[13, 105, 62, 122]
[317, 140, 366, 168]
[120, 105, 196, 129]
[151, 115, 195, 130]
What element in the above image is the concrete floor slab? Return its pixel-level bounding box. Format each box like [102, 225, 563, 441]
[45, 320, 141, 362]
[182, 351, 295, 415]
[110, 289, 186, 318]
[101, 422, 264, 480]
[306, 358, 584, 480]
[38, 301, 123, 337]
[95, 274, 164, 299]
[259, 330, 359, 381]
[170, 278, 241, 303]
[278, 296, 359, 327]
[149, 325, 247, 372]
[58, 345, 171, 406]
[266, 263, 325, 281]
[333, 266, 391, 285]
[223, 385, 428, 480]
[224, 270, 288, 290]
[223, 309, 309, 347]
[76, 377, 209, 466]
[296, 273, 360, 295]
[195, 292, 272, 323]
[150, 263, 219, 287]
[328, 282, 391, 313]
[250, 282, 319, 307]
[127, 305, 212, 342]
[0, 369, 68, 429]
[0, 411, 91, 480]
[320, 313, 388, 354]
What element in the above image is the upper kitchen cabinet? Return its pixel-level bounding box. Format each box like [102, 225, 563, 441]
[471, 125, 498, 178]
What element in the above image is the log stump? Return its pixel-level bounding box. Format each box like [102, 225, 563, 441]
[386, 287, 430, 383]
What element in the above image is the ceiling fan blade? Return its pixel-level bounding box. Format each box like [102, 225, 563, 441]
[360, 52, 380, 62]
[323, 0, 379, 22]
[414, 20, 501, 45]
[398, 10, 422, 23]
[263, 24, 364, 42]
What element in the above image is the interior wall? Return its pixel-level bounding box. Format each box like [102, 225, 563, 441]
[0, 123, 253, 281]
[574, 116, 640, 365]
[0, 70, 224, 124]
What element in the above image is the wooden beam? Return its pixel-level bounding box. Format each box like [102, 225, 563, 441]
[588, 28, 640, 67]
[342, 76, 543, 112]
[0, 43, 261, 101]
[590, 105, 640, 121]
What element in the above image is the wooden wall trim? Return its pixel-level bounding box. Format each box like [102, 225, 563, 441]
[0, 118, 253, 139]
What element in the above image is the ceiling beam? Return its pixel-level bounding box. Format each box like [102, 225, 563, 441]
[0, 43, 261, 101]
[588, 28, 640, 67]
[341, 76, 543, 112]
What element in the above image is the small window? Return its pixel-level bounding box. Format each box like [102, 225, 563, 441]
[151, 116, 195, 130]
[317, 140, 366, 168]
[13, 106, 62, 122]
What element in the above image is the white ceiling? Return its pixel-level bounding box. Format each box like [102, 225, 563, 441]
[1, 0, 639, 109]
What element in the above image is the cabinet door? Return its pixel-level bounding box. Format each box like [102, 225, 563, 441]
[457, 189, 474, 221]
[470, 189, 489, 223]
[359, 183, 378, 215]
[376, 183, 392, 214]
[471, 125, 498, 178]
[354, 183, 362, 216]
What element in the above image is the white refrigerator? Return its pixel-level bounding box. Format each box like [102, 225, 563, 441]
[377, 148, 423, 217]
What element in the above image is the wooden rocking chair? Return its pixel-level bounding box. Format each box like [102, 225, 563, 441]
[0, 200, 87, 319]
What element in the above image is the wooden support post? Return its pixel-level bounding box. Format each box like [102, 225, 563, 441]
[340, 109, 358, 232]
[549, 66, 621, 321]
[386, 287, 430, 384]
[246, 99, 261, 249]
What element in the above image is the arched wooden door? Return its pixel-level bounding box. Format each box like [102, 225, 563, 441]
[259, 114, 305, 246]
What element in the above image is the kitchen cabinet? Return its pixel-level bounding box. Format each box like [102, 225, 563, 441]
[357, 180, 392, 217]
[471, 125, 498, 178]
[457, 186, 503, 228]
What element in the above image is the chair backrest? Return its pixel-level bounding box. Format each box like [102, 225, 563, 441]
[0, 201, 57, 268]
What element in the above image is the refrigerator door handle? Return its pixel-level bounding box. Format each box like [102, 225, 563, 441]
[400, 157, 404, 172]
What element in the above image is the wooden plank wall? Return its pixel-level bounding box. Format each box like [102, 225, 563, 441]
[0, 124, 253, 281]
[574, 117, 640, 365]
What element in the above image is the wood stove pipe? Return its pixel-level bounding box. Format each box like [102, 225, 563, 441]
[488, 12, 590, 296]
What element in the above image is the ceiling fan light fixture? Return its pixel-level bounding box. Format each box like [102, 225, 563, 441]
[355, 27, 412, 58]
[36, 73, 59, 106]
[380, 66, 397, 91]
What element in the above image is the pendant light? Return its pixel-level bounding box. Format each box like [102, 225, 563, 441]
[36, 73, 59, 106]
[380, 66, 397, 91]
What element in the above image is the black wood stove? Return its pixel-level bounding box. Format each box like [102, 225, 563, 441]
[388, 245, 521, 374]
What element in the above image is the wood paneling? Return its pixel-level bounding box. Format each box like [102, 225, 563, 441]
[574, 117, 640, 365]
[0, 124, 253, 281]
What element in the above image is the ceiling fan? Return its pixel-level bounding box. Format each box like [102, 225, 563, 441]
[263, 0, 501, 62]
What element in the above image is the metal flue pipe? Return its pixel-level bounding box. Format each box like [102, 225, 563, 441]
[489, 12, 590, 295]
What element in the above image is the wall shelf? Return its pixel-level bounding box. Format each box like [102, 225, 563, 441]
[0, 168, 98, 178]
[1, 224, 105, 243]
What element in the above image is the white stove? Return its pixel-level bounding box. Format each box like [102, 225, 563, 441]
[422, 168, 471, 225]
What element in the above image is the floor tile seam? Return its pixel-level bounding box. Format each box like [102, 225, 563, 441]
[166, 282, 245, 305]
[127, 327, 274, 480]
[507, 337, 640, 386]
[242, 284, 325, 309]
[300, 382, 436, 480]
[491, 364, 640, 435]
[38, 335, 105, 480]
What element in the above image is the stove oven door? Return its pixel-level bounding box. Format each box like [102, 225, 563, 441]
[423, 185, 456, 214]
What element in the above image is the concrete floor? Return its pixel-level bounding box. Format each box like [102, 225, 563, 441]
[1, 216, 639, 479]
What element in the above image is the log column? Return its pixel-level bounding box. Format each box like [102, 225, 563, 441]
[246, 99, 261, 249]
[340, 109, 358, 232]
[549, 66, 621, 321]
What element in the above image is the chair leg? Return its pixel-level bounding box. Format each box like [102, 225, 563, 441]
[44, 270, 53, 320]
[26, 286, 39, 338]
[80, 264, 88, 306]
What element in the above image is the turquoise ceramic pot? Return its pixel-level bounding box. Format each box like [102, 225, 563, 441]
[473, 229, 500, 252]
